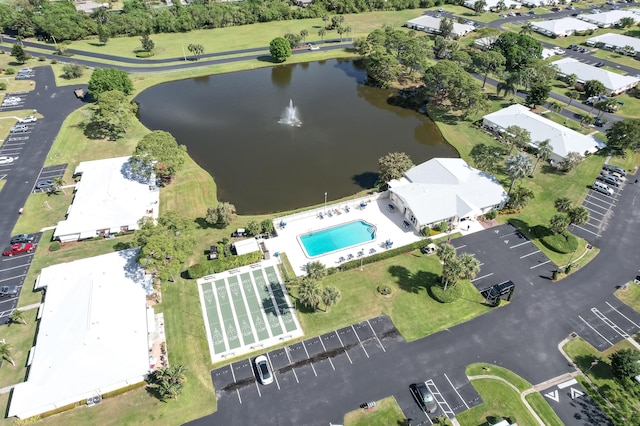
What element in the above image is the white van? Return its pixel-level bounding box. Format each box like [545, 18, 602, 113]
[592, 181, 614, 196]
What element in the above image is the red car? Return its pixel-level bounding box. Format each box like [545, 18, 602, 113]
[3, 242, 34, 256]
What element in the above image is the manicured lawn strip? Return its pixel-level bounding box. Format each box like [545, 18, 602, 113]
[607, 149, 640, 172]
[12, 192, 73, 235]
[159, 156, 216, 218]
[0, 393, 10, 426]
[466, 363, 532, 392]
[50, 62, 92, 87]
[456, 379, 539, 426]
[563, 337, 640, 423]
[524, 393, 564, 426]
[438, 6, 501, 23]
[343, 396, 405, 426]
[0, 309, 38, 389]
[542, 111, 590, 134]
[591, 49, 640, 70]
[614, 282, 640, 314]
[293, 251, 492, 341]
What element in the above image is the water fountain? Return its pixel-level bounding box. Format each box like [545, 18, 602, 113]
[278, 99, 302, 127]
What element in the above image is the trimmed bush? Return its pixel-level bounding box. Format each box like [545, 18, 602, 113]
[339, 240, 426, 271]
[50, 59, 58, 64]
[0, 82, 6, 90]
[49, 241, 61, 251]
[541, 231, 578, 254]
[187, 251, 263, 278]
[102, 381, 146, 398]
[430, 284, 462, 303]
[38, 56, 46, 61]
[420, 226, 430, 236]
[136, 51, 155, 58]
[5, 68, 15, 75]
[484, 210, 497, 220]
[377, 285, 392, 296]
[429, 228, 441, 237]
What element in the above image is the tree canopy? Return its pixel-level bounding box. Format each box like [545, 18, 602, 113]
[609, 348, 640, 380]
[378, 152, 414, 187]
[492, 32, 542, 71]
[90, 90, 138, 140]
[269, 37, 291, 62]
[205, 202, 237, 228]
[583, 79, 607, 98]
[422, 60, 486, 118]
[606, 119, 640, 151]
[129, 130, 187, 183]
[88, 68, 134, 98]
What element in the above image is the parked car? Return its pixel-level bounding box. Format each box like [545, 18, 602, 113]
[36, 179, 54, 190]
[307, 43, 319, 51]
[595, 62, 604, 67]
[0, 285, 19, 297]
[528, 10, 536, 14]
[597, 174, 621, 187]
[3, 242, 34, 256]
[10, 234, 35, 244]
[0, 156, 14, 165]
[10, 125, 29, 133]
[19, 115, 37, 123]
[551, 7, 560, 11]
[603, 164, 626, 176]
[594, 117, 607, 127]
[254, 355, 273, 385]
[435, 13, 441, 17]
[592, 181, 614, 196]
[410, 383, 438, 413]
[553, 48, 565, 55]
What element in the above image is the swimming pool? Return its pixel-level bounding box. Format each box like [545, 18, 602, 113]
[298, 220, 376, 257]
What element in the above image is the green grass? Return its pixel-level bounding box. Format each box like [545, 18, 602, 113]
[343, 396, 406, 426]
[456, 379, 539, 426]
[524, 393, 564, 426]
[12, 191, 73, 235]
[0, 309, 39, 389]
[466, 363, 532, 392]
[541, 110, 590, 134]
[591, 49, 640, 69]
[615, 281, 640, 312]
[293, 251, 492, 341]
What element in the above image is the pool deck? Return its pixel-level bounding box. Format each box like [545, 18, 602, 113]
[265, 196, 487, 277]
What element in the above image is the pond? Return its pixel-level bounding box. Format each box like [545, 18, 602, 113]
[135, 59, 457, 215]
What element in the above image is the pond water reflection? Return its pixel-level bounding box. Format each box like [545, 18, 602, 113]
[135, 59, 457, 214]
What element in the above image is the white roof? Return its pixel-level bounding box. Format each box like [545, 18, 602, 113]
[389, 158, 508, 226]
[552, 57, 640, 93]
[579, 10, 640, 26]
[233, 238, 260, 256]
[9, 249, 151, 419]
[586, 32, 640, 52]
[464, 0, 521, 10]
[530, 17, 598, 35]
[474, 35, 499, 49]
[54, 157, 159, 241]
[482, 104, 605, 159]
[406, 15, 475, 36]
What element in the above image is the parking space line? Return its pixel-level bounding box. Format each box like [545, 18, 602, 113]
[454, 244, 466, 249]
[519, 250, 540, 259]
[510, 240, 531, 249]
[229, 364, 242, 403]
[425, 380, 455, 417]
[351, 325, 369, 358]
[334, 330, 353, 364]
[579, 315, 613, 346]
[0, 273, 26, 282]
[572, 224, 599, 236]
[254, 376, 262, 397]
[266, 352, 281, 389]
[591, 308, 629, 338]
[584, 198, 613, 209]
[0, 264, 28, 273]
[444, 373, 469, 409]
[366, 319, 386, 352]
[471, 273, 493, 283]
[284, 347, 300, 383]
[318, 336, 335, 370]
[582, 211, 602, 221]
[529, 260, 551, 269]
[301, 341, 317, 377]
[605, 302, 640, 328]
[583, 221, 600, 229]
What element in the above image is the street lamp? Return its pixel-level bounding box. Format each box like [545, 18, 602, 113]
[324, 192, 327, 214]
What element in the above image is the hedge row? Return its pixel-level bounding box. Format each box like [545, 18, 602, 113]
[188, 250, 263, 279]
[541, 231, 578, 254]
[338, 240, 428, 271]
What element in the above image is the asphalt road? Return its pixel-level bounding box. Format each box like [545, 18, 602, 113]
[0, 67, 86, 322]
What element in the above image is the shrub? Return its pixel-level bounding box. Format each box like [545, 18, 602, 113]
[5, 68, 15, 75]
[541, 231, 578, 254]
[420, 226, 430, 236]
[136, 51, 154, 58]
[430, 283, 462, 303]
[484, 210, 497, 220]
[49, 241, 61, 251]
[186, 263, 209, 279]
[0, 82, 6, 90]
[62, 63, 84, 79]
[377, 285, 392, 296]
[50, 59, 58, 65]
[38, 56, 46, 61]
[437, 221, 448, 233]
[429, 228, 441, 237]
[187, 251, 263, 278]
[339, 240, 426, 271]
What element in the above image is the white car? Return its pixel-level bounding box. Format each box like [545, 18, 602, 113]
[0, 156, 14, 165]
[553, 48, 565, 55]
[308, 43, 319, 51]
[254, 355, 273, 385]
[19, 116, 37, 123]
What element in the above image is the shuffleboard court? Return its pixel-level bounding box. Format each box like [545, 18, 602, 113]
[197, 260, 303, 362]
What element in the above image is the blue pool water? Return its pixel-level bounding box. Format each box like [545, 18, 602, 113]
[299, 221, 376, 257]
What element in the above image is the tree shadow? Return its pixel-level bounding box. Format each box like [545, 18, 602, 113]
[352, 171, 378, 189]
[573, 354, 613, 380]
[388, 265, 438, 294]
[194, 217, 211, 230]
[83, 120, 109, 140]
[257, 55, 282, 63]
[426, 107, 459, 126]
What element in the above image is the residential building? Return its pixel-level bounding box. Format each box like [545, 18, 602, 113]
[406, 15, 476, 37]
[578, 10, 640, 27]
[482, 104, 605, 162]
[530, 17, 598, 37]
[463, 0, 521, 12]
[586, 33, 640, 56]
[553, 57, 640, 95]
[387, 158, 508, 231]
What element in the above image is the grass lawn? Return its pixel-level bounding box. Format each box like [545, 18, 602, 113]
[524, 393, 564, 426]
[541, 110, 590, 134]
[591, 49, 640, 70]
[563, 337, 640, 423]
[12, 191, 73, 235]
[343, 396, 406, 426]
[0, 309, 38, 389]
[456, 379, 539, 426]
[615, 281, 640, 312]
[293, 251, 492, 341]
[466, 363, 532, 392]
[50, 62, 92, 88]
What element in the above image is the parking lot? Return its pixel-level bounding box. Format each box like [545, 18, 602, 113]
[0, 113, 42, 181]
[453, 223, 554, 290]
[1, 92, 29, 111]
[0, 233, 42, 323]
[570, 179, 624, 243]
[32, 164, 67, 193]
[540, 378, 612, 426]
[567, 296, 640, 350]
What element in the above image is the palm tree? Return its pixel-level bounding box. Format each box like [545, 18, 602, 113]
[299, 29, 308, 43]
[305, 261, 326, 281]
[0, 342, 15, 366]
[53, 177, 66, 195]
[321, 286, 341, 311]
[566, 90, 579, 106]
[442, 257, 463, 290]
[519, 23, 533, 35]
[318, 28, 326, 41]
[533, 139, 552, 174]
[436, 243, 456, 266]
[548, 101, 562, 114]
[565, 73, 577, 88]
[298, 278, 322, 310]
[580, 114, 595, 127]
[569, 206, 589, 226]
[497, 73, 519, 98]
[505, 152, 534, 194]
[10, 309, 27, 325]
[457, 253, 481, 281]
[504, 125, 531, 155]
[549, 213, 570, 234]
[554, 197, 573, 213]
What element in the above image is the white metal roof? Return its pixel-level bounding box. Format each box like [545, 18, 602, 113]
[406, 15, 475, 37]
[586, 32, 640, 52]
[530, 17, 598, 35]
[482, 104, 605, 159]
[9, 249, 151, 420]
[464, 0, 521, 11]
[389, 158, 508, 226]
[552, 57, 640, 93]
[579, 9, 640, 26]
[233, 238, 260, 256]
[54, 157, 160, 241]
